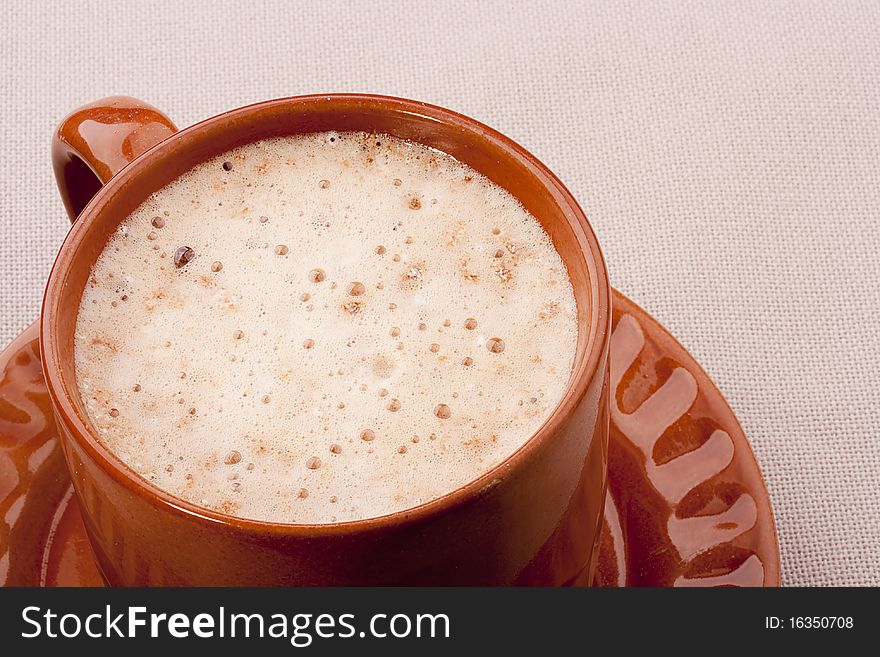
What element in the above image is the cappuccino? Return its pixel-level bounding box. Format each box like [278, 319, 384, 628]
[74, 132, 578, 523]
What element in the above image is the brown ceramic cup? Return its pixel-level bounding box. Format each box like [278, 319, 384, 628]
[42, 95, 611, 585]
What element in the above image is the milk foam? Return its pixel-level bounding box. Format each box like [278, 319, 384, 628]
[74, 132, 579, 523]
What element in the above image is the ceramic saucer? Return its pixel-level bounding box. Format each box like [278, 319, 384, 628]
[0, 290, 779, 586]
[593, 291, 779, 585]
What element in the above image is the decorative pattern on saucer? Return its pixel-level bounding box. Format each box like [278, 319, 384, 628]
[593, 292, 780, 586]
[0, 322, 101, 586]
[0, 291, 780, 586]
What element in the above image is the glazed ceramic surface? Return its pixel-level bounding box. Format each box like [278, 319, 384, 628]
[0, 291, 779, 586]
[40, 96, 610, 585]
[594, 293, 779, 586]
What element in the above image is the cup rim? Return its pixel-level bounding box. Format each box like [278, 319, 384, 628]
[41, 93, 611, 537]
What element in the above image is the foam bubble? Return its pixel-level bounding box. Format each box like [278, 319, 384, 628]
[434, 403, 452, 419]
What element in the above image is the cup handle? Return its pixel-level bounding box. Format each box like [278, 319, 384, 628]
[51, 96, 178, 223]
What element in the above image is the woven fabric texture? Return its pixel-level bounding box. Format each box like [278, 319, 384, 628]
[2, 0, 878, 585]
